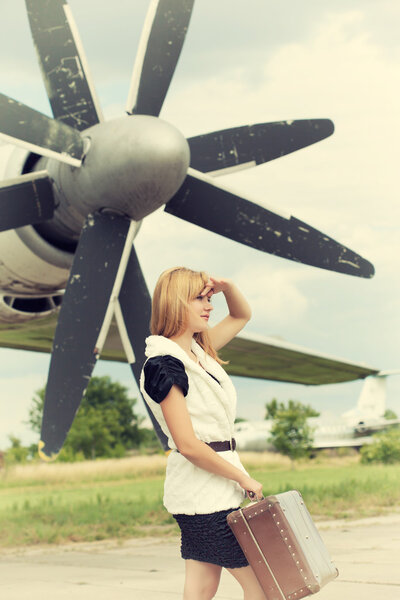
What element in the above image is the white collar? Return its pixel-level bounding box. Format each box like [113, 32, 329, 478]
[144, 335, 227, 383]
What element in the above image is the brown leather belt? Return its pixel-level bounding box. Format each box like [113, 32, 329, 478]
[175, 439, 236, 453]
[206, 438, 236, 452]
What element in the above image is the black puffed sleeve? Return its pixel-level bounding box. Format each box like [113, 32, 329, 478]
[143, 355, 189, 404]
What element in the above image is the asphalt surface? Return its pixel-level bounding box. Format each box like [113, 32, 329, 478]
[1, 514, 400, 599]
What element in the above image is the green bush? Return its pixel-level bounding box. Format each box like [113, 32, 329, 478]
[28, 376, 151, 459]
[360, 428, 400, 464]
[4, 436, 29, 465]
[265, 399, 319, 463]
[57, 448, 86, 463]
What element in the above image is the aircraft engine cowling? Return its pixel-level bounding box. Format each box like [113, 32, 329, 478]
[0, 227, 71, 296]
[0, 146, 72, 297]
[0, 292, 63, 324]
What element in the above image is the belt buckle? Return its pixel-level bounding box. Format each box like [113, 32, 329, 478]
[229, 438, 233, 451]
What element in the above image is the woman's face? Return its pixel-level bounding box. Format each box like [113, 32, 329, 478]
[186, 289, 214, 333]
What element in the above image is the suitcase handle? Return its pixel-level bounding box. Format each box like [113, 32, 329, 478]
[247, 491, 265, 501]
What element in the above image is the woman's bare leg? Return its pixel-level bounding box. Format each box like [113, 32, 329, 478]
[183, 559, 222, 600]
[227, 565, 268, 600]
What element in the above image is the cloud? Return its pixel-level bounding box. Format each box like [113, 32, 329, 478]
[232, 264, 310, 330]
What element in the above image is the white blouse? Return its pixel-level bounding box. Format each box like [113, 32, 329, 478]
[140, 335, 247, 515]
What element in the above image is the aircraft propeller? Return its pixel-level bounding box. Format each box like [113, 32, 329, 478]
[0, 0, 375, 458]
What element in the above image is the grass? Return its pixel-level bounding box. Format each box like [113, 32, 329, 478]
[1, 452, 399, 548]
[1, 454, 168, 487]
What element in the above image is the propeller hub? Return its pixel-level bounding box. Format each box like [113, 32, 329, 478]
[47, 115, 190, 237]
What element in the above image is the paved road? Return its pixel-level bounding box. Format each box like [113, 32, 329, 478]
[1, 514, 400, 599]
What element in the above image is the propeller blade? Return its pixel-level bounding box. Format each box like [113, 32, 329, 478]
[165, 169, 375, 279]
[25, 0, 103, 130]
[126, 0, 195, 116]
[0, 171, 54, 232]
[0, 93, 83, 166]
[39, 212, 136, 460]
[117, 247, 169, 451]
[188, 119, 334, 175]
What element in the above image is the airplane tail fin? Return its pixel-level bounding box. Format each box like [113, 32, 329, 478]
[356, 375, 387, 418]
[347, 370, 400, 420]
[342, 374, 387, 422]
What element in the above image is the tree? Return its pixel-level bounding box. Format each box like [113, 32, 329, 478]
[360, 428, 400, 464]
[265, 398, 319, 421]
[5, 436, 29, 464]
[384, 408, 398, 420]
[28, 376, 146, 459]
[265, 398, 279, 420]
[265, 399, 320, 464]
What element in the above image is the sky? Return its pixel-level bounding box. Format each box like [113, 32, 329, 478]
[0, 0, 399, 449]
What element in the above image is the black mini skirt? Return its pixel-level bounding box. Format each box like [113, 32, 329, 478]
[173, 507, 249, 569]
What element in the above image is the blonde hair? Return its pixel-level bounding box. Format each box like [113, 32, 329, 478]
[150, 267, 225, 364]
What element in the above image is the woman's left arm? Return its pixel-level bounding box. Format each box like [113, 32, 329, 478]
[207, 278, 251, 350]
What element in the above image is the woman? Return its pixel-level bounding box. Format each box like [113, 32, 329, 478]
[140, 267, 266, 600]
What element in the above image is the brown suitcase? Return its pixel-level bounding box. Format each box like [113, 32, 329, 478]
[227, 490, 338, 600]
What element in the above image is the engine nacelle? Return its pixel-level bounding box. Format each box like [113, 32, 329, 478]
[0, 145, 73, 297]
[0, 292, 63, 323]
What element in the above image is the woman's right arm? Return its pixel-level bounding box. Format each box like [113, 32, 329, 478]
[161, 384, 263, 499]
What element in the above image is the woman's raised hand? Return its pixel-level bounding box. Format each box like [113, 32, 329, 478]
[201, 276, 232, 297]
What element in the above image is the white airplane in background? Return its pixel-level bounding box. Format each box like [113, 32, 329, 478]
[234, 371, 400, 451]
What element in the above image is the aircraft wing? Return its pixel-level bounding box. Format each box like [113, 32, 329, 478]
[218, 331, 379, 384]
[0, 319, 378, 385]
[0, 314, 58, 355]
[0, 314, 126, 359]
[312, 436, 374, 449]
[354, 420, 400, 435]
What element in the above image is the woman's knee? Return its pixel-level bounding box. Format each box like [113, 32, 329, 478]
[183, 560, 221, 600]
[227, 565, 267, 600]
[183, 578, 219, 600]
